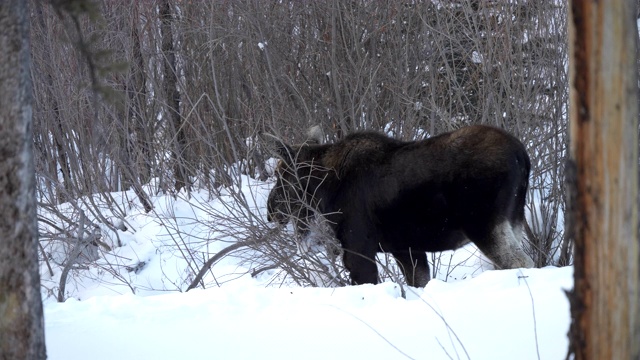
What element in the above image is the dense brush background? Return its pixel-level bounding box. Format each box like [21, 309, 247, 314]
[32, 0, 572, 300]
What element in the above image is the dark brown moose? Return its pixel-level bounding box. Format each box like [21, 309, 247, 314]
[267, 125, 534, 287]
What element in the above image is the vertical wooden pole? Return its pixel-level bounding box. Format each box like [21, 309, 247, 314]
[567, 1, 640, 359]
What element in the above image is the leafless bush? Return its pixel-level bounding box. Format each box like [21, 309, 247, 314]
[31, 0, 571, 295]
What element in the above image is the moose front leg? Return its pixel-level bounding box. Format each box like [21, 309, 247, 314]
[342, 249, 378, 285]
[392, 250, 430, 287]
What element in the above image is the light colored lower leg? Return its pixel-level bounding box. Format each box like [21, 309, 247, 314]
[489, 221, 534, 269]
[510, 223, 534, 268]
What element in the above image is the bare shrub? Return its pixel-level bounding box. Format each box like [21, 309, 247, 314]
[31, 0, 570, 296]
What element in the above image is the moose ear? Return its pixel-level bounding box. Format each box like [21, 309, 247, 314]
[306, 125, 324, 145]
[263, 133, 296, 164]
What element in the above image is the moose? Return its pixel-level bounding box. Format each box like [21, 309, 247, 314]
[267, 126, 325, 238]
[266, 125, 534, 287]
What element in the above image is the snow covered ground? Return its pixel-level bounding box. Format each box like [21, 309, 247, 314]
[41, 174, 573, 359]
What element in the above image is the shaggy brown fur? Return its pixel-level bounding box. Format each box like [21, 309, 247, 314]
[267, 125, 534, 287]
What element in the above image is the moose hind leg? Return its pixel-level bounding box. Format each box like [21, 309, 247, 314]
[392, 250, 430, 287]
[510, 222, 534, 268]
[474, 220, 533, 270]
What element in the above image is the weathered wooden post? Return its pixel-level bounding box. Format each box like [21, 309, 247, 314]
[567, 1, 640, 359]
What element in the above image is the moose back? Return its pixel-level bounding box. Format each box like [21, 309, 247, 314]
[267, 125, 534, 287]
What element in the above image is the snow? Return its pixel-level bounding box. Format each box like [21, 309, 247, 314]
[45, 267, 572, 360]
[41, 174, 573, 360]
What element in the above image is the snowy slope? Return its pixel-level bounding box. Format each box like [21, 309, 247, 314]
[41, 173, 573, 359]
[45, 267, 572, 360]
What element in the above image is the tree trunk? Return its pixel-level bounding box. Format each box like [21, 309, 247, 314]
[0, 1, 47, 359]
[33, 1, 73, 204]
[130, 11, 153, 187]
[567, 1, 640, 359]
[160, 0, 189, 193]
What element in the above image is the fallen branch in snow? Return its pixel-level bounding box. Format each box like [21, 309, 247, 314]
[57, 211, 102, 302]
[186, 227, 278, 291]
[38, 241, 54, 278]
